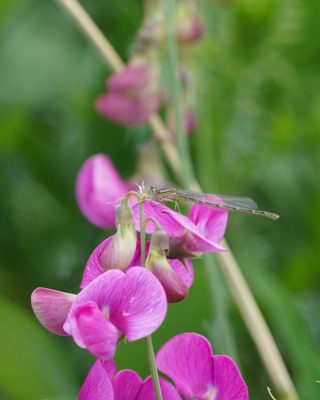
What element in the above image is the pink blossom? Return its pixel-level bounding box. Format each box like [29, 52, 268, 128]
[184, 110, 197, 135]
[96, 62, 159, 126]
[75, 154, 130, 229]
[32, 268, 167, 360]
[78, 360, 116, 400]
[177, 15, 204, 43]
[79, 361, 181, 400]
[80, 237, 194, 303]
[133, 200, 228, 257]
[156, 333, 248, 400]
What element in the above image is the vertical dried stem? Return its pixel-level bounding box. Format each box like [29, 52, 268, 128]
[54, 1, 299, 398]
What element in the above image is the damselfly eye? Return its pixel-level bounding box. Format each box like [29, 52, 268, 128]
[150, 186, 157, 194]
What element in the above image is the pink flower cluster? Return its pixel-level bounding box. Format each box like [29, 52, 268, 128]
[79, 333, 248, 400]
[31, 153, 248, 398]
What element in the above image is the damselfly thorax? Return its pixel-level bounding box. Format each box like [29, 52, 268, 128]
[142, 185, 279, 220]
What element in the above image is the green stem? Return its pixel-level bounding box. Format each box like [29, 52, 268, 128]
[146, 335, 163, 400]
[139, 201, 146, 267]
[160, 0, 238, 364]
[161, 0, 195, 188]
[139, 201, 163, 400]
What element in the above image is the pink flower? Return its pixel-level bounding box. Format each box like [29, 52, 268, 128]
[167, 109, 198, 136]
[177, 14, 204, 43]
[96, 62, 159, 126]
[75, 154, 130, 229]
[156, 333, 248, 399]
[184, 110, 197, 135]
[79, 361, 181, 400]
[31, 267, 167, 360]
[80, 237, 194, 303]
[78, 360, 116, 400]
[133, 201, 228, 258]
[78, 333, 248, 399]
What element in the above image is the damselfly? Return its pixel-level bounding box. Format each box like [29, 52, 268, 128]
[143, 186, 279, 220]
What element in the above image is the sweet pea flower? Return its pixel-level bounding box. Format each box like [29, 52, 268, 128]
[96, 61, 159, 126]
[31, 267, 167, 360]
[79, 361, 181, 400]
[76, 154, 130, 229]
[156, 333, 248, 399]
[80, 237, 194, 303]
[78, 360, 116, 400]
[133, 201, 228, 258]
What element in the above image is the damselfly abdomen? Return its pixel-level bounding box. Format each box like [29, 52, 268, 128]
[144, 186, 279, 220]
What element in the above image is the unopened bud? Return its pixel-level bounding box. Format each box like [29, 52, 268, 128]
[99, 199, 137, 271]
[146, 229, 188, 303]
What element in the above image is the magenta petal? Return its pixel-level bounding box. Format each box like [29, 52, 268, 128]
[109, 267, 167, 341]
[78, 360, 113, 400]
[113, 369, 143, 400]
[137, 376, 181, 400]
[80, 237, 112, 288]
[169, 258, 194, 289]
[75, 154, 128, 229]
[133, 201, 226, 254]
[151, 260, 189, 303]
[213, 356, 248, 400]
[69, 302, 119, 359]
[31, 288, 75, 336]
[156, 333, 214, 399]
[101, 359, 116, 378]
[108, 63, 151, 93]
[96, 93, 158, 126]
[68, 270, 125, 318]
[189, 204, 228, 244]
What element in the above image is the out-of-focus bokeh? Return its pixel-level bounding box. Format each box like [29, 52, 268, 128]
[1, 0, 319, 398]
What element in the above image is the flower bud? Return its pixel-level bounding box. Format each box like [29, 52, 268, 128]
[146, 229, 190, 303]
[96, 61, 159, 126]
[176, 2, 204, 44]
[99, 199, 137, 271]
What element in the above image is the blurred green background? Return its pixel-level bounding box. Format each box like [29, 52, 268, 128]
[1, 0, 320, 398]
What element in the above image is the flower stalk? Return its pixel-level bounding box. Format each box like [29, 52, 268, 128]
[139, 200, 163, 400]
[160, 0, 195, 188]
[54, 1, 299, 398]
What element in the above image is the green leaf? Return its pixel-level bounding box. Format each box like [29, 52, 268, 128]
[0, 296, 77, 400]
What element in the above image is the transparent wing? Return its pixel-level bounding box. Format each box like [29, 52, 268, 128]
[172, 189, 258, 210]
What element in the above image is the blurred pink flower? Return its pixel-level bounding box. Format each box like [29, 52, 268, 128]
[32, 268, 167, 360]
[75, 154, 130, 229]
[167, 109, 198, 136]
[96, 62, 159, 126]
[184, 110, 197, 135]
[156, 333, 248, 400]
[177, 14, 204, 43]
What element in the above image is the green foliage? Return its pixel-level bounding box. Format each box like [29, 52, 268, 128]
[0, 296, 77, 400]
[0, 0, 319, 398]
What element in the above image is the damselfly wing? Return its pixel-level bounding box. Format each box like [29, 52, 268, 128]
[145, 186, 279, 220]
